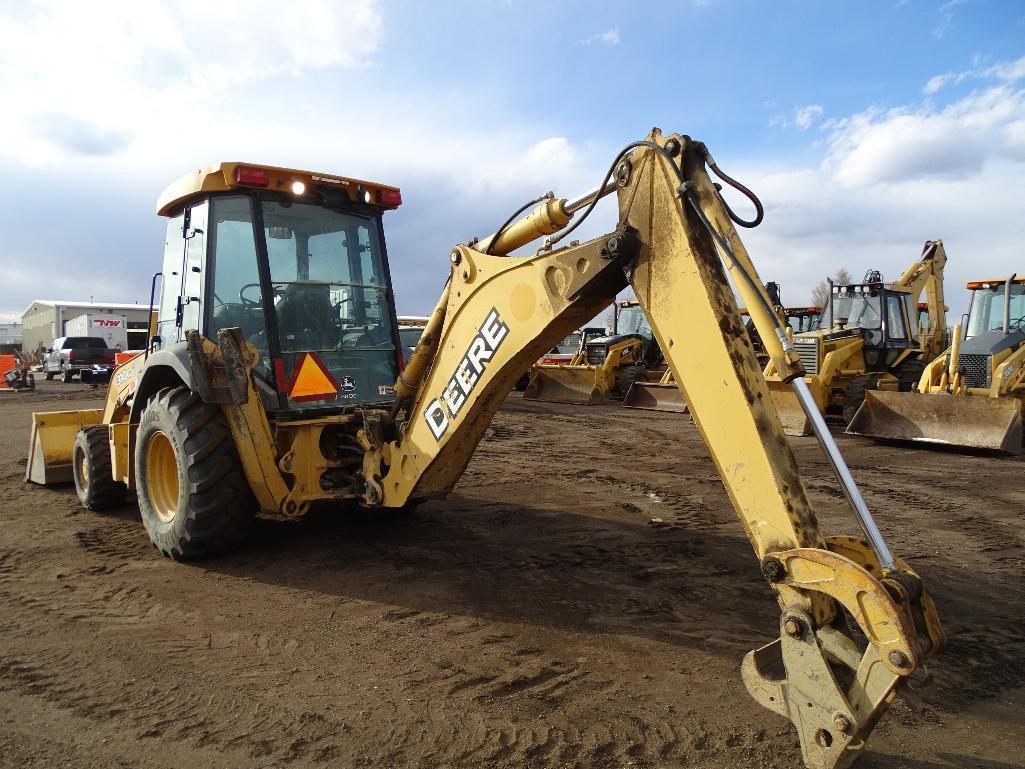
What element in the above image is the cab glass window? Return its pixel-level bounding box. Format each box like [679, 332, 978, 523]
[208, 196, 271, 371]
[260, 199, 398, 408]
[886, 294, 907, 341]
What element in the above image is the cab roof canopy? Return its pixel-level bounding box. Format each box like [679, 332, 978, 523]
[155, 162, 401, 217]
[965, 277, 1025, 289]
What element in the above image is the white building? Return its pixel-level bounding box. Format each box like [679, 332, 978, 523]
[0, 321, 22, 348]
[21, 300, 152, 353]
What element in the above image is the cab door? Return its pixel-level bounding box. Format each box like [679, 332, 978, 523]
[882, 291, 914, 366]
[180, 201, 208, 334]
[155, 201, 207, 348]
[156, 213, 185, 347]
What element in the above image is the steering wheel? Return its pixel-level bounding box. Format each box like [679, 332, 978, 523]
[1009, 315, 1025, 329]
[239, 283, 262, 308]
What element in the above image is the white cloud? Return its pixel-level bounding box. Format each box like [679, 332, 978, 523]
[793, 105, 823, 130]
[580, 28, 619, 45]
[0, 0, 382, 163]
[822, 85, 1025, 187]
[933, 0, 969, 39]
[735, 66, 1025, 316]
[769, 104, 824, 131]
[923, 54, 1025, 94]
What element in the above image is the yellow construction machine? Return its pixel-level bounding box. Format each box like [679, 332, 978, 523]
[622, 284, 820, 413]
[848, 275, 1025, 452]
[765, 243, 948, 435]
[523, 299, 653, 404]
[26, 132, 943, 769]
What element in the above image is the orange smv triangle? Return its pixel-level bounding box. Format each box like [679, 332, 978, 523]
[287, 352, 339, 403]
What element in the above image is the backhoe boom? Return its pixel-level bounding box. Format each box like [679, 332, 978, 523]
[360, 131, 943, 769]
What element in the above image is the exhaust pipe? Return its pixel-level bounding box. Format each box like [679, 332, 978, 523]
[1003, 274, 1017, 335]
[827, 278, 834, 330]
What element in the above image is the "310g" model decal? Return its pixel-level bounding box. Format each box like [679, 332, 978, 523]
[424, 308, 509, 440]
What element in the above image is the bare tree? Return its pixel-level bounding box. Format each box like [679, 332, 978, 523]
[811, 268, 853, 307]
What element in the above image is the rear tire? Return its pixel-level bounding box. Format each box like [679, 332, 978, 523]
[135, 387, 255, 560]
[60, 364, 74, 383]
[73, 426, 127, 511]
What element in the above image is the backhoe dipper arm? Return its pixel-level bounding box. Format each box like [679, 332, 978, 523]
[895, 240, 948, 358]
[361, 131, 942, 769]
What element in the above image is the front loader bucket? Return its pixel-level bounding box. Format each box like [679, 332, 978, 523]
[622, 382, 689, 413]
[523, 365, 609, 405]
[767, 379, 819, 436]
[25, 409, 103, 485]
[846, 390, 1024, 454]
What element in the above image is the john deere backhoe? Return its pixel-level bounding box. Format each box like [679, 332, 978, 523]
[765, 244, 948, 435]
[26, 131, 943, 769]
[849, 275, 1025, 452]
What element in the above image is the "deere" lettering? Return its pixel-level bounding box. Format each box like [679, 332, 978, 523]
[423, 308, 509, 441]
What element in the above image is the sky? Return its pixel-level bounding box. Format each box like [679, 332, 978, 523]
[1, 0, 1024, 324]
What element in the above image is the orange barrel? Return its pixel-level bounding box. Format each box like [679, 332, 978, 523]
[0, 354, 16, 388]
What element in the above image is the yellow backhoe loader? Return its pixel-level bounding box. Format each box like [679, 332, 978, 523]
[765, 244, 948, 435]
[848, 275, 1025, 452]
[524, 299, 653, 404]
[26, 132, 943, 769]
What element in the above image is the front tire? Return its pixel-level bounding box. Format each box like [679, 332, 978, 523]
[615, 364, 646, 398]
[843, 376, 875, 424]
[44, 370, 55, 381]
[135, 387, 254, 560]
[73, 425, 127, 511]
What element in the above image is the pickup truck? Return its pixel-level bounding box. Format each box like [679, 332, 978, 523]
[43, 337, 116, 383]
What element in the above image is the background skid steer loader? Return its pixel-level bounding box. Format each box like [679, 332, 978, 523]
[524, 301, 652, 405]
[514, 326, 605, 391]
[623, 283, 820, 414]
[848, 275, 1025, 452]
[765, 242, 948, 435]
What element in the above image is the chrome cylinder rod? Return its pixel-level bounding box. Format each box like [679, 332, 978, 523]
[791, 377, 896, 570]
[563, 180, 618, 215]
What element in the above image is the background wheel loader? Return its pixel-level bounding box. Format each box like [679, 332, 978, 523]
[523, 300, 658, 405]
[765, 242, 948, 435]
[24, 134, 943, 769]
[848, 274, 1025, 452]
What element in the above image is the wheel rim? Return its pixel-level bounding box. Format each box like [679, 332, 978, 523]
[145, 431, 180, 523]
[75, 445, 89, 495]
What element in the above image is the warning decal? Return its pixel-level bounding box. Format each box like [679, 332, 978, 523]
[287, 352, 340, 402]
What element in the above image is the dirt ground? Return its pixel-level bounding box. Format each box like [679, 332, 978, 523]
[0, 380, 1023, 769]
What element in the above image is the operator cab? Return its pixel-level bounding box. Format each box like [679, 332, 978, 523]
[153, 162, 404, 417]
[964, 278, 1025, 339]
[957, 278, 1025, 388]
[817, 279, 919, 369]
[786, 307, 821, 334]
